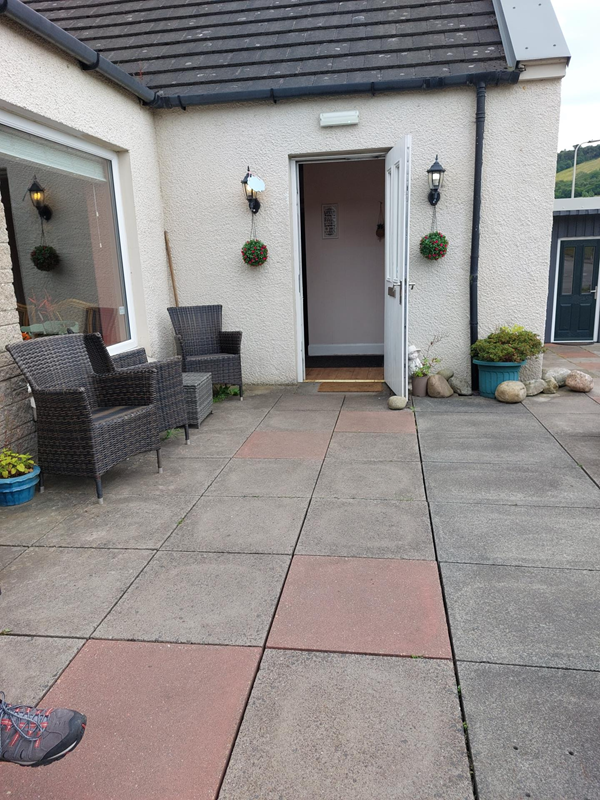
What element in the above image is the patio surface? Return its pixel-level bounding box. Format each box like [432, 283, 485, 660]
[1, 350, 600, 798]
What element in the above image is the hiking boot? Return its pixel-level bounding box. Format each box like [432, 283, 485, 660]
[0, 692, 86, 767]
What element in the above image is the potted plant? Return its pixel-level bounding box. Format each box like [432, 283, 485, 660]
[0, 448, 40, 507]
[411, 355, 441, 397]
[471, 325, 544, 398]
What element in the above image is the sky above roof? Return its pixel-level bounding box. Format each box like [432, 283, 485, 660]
[553, 0, 600, 151]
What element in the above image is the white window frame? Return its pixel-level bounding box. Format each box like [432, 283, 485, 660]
[0, 108, 137, 355]
[551, 235, 600, 344]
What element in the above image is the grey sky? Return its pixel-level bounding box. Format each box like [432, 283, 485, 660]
[552, 0, 600, 152]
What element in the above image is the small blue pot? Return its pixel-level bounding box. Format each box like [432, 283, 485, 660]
[0, 465, 41, 507]
[473, 360, 526, 399]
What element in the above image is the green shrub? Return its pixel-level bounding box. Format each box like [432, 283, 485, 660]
[0, 448, 35, 479]
[471, 325, 544, 363]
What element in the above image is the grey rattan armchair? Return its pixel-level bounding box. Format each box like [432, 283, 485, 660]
[167, 305, 243, 398]
[82, 334, 190, 444]
[6, 334, 162, 503]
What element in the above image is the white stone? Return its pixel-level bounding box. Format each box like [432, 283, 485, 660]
[542, 377, 559, 394]
[388, 395, 408, 410]
[523, 379, 546, 396]
[495, 381, 526, 403]
[448, 377, 472, 396]
[542, 367, 570, 387]
[566, 371, 594, 393]
[437, 368, 454, 380]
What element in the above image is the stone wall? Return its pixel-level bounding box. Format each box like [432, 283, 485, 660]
[0, 198, 36, 456]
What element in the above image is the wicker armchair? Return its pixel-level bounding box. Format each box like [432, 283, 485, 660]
[167, 305, 243, 397]
[83, 334, 189, 444]
[6, 334, 162, 503]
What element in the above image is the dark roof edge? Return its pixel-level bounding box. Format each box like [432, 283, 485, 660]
[151, 70, 520, 109]
[0, 0, 157, 105]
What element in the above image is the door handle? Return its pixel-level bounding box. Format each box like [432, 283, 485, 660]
[593, 286, 598, 300]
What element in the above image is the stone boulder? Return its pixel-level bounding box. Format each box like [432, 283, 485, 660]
[437, 368, 454, 380]
[449, 377, 472, 396]
[523, 379, 546, 397]
[388, 395, 408, 410]
[427, 374, 454, 398]
[542, 367, 570, 387]
[543, 378, 559, 394]
[566, 370, 594, 393]
[495, 381, 526, 403]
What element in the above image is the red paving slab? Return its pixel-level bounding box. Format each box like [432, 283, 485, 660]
[267, 555, 451, 659]
[0, 640, 260, 800]
[235, 430, 330, 459]
[335, 410, 416, 433]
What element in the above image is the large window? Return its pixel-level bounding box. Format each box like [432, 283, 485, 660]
[0, 115, 133, 349]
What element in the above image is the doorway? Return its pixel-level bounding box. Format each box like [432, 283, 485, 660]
[554, 239, 600, 342]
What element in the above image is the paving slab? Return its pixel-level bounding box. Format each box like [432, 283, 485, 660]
[268, 555, 450, 658]
[235, 430, 330, 459]
[0, 640, 260, 800]
[95, 551, 289, 646]
[0, 636, 84, 704]
[0, 545, 25, 569]
[336, 409, 416, 433]
[0, 492, 84, 545]
[531, 412, 600, 436]
[101, 456, 228, 497]
[326, 431, 420, 461]
[163, 496, 308, 554]
[0, 547, 152, 637]
[206, 458, 321, 497]
[431, 503, 600, 569]
[423, 461, 600, 506]
[340, 393, 392, 410]
[524, 391, 600, 414]
[274, 393, 344, 410]
[160, 430, 249, 458]
[416, 412, 546, 436]
[583, 459, 600, 485]
[413, 396, 528, 413]
[549, 433, 600, 464]
[442, 562, 600, 669]
[196, 408, 267, 432]
[257, 409, 339, 432]
[315, 460, 426, 501]
[36, 495, 197, 549]
[296, 498, 434, 560]
[458, 661, 600, 800]
[219, 649, 472, 800]
[419, 428, 572, 464]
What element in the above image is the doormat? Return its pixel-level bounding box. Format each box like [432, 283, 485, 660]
[318, 381, 386, 393]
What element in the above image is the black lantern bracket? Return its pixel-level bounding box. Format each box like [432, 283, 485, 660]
[427, 156, 446, 206]
[26, 176, 53, 221]
[241, 166, 265, 214]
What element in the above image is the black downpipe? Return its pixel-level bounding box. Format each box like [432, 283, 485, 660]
[469, 81, 486, 391]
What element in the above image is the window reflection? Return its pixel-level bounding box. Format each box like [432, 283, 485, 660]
[561, 246, 575, 296]
[581, 246, 595, 294]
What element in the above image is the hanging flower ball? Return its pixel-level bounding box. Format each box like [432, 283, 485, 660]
[30, 245, 60, 272]
[241, 239, 268, 267]
[419, 231, 448, 261]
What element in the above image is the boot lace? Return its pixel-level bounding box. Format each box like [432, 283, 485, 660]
[0, 692, 45, 742]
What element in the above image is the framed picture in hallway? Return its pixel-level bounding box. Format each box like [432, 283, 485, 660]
[322, 204, 338, 239]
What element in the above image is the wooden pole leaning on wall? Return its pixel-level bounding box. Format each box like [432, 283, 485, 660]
[164, 231, 179, 307]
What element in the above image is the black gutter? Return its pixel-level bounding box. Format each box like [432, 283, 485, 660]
[469, 80, 487, 391]
[0, 0, 157, 105]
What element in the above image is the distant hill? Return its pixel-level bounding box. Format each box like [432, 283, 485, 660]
[556, 156, 600, 182]
[555, 144, 600, 198]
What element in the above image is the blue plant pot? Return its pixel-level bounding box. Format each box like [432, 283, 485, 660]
[473, 360, 526, 399]
[0, 465, 41, 507]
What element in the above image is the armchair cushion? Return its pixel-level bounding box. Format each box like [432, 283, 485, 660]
[93, 370, 156, 408]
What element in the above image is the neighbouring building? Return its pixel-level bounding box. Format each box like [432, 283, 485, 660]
[0, 0, 570, 446]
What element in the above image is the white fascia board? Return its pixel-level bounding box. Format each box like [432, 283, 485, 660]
[492, 0, 570, 69]
[554, 198, 600, 212]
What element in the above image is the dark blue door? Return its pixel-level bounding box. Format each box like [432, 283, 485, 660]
[555, 239, 600, 341]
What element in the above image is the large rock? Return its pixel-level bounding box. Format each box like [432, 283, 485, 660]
[543, 378, 559, 394]
[427, 374, 454, 398]
[566, 370, 594, 393]
[542, 367, 570, 387]
[495, 381, 526, 403]
[388, 395, 408, 410]
[449, 377, 472, 396]
[437, 368, 454, 380]
[523, 379, 546, 396]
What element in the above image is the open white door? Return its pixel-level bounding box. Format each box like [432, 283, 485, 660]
[384, 136, 411, 397]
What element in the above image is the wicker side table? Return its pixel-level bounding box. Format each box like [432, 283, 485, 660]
[182, 373, 213, 426]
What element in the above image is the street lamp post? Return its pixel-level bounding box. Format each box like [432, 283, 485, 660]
[571, 139, 600, 199]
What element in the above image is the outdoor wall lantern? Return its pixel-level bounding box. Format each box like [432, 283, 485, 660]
[426, 156, 445, 206]
[27, 176, 52, 221]
[241, 167, 265, 214]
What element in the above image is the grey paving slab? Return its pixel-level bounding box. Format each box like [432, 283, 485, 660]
[583, 459, 600, 485]
[0, 492, 85, 545]
[258, 409, 339, 432]
[297, 498, 434, 560]
[219, 649, 472, 800]
[0, 545, 26, 569]
[413, 396, 528, 413]
[315, 460, 426, 501]
[0, 547, 152, 637]
[524, 391, 600, 415]
[550, 433, 600, 464]
[432, 503, 600, 569]
[326, 432, 420, 461]
[195, 408, 267, 432]
[416, 412, 546, 436]
[218, 392, 282, 409]
[206, 458, 321, 497]
[423, 461, 600, 507]
[341, 393, 392, 411]
[274, 393, 344, 411]
[101, 456, 227, 497]
[162, 496, 308, 554]
[532, 412, 600, 436]
[442, 562, 600, 669]
[95, 551, 289, 646]
[459, 661, 600, 800]
[419, 430, 573, 464]
[0, 636, 84, 705]
[160, 430, 248, 458]
[36, 495, 197, 549]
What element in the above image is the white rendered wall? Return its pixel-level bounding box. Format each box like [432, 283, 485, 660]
[0, 20, 172, 358]
[156, 79, 561, 385]
[303, 160, 385, 354]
